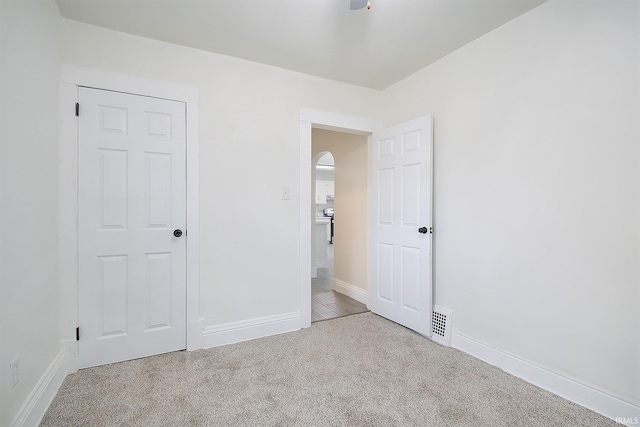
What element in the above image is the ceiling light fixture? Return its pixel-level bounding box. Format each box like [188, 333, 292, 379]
[350, 0, 371, 10]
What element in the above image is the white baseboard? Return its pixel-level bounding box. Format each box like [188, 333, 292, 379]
[452, 333, 640, 425]
[333, 279, 368, 305]
[202, 312, 301, 348]
[10, 351, 66, 427]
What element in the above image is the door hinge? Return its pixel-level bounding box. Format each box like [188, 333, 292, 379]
[430, 227, 433, 234]
[76, 327, 80, 341]
[75, 103, 79, 117]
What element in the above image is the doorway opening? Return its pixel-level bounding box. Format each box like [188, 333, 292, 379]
[311, 133, 368, 323]
[300, 109, 433, 336]
[298, 108, 380, 328]
[313, 151, 335, 277]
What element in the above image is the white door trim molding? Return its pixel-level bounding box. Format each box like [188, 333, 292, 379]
[59, 65, 203, 374]
[298, 108, 380, 328]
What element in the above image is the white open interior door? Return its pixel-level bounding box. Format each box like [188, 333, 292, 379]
[78, 87, 187, 368]
[369, 116, 433, 336]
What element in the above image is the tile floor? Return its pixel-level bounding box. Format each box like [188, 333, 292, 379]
[311, 246, 368, 322]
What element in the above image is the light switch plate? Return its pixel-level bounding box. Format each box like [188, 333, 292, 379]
[281, 187, 290, 200]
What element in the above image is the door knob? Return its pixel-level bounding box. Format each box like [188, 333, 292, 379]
[418, 227, 428, 234]
[173, 229, 183, 238]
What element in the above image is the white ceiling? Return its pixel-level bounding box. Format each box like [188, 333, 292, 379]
[55, 0, 547, 90]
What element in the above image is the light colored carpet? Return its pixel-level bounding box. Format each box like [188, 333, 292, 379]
[41, 313, 617, 426]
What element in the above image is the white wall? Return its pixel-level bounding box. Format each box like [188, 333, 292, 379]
[2, 0, 636, 422]
[59, 19, 382, 328]
[382, 0, 640, 407]
[0, 0, 62, 424]
[312, 129, 368, 292]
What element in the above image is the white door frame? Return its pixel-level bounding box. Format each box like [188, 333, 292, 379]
[59, 65, 203, 373]
[298, 108, 381, 328]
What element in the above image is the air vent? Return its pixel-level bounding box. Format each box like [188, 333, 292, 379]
[431, 306, 453, 346]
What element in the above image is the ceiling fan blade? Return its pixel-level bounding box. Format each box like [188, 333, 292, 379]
[350, 0, 367, 10]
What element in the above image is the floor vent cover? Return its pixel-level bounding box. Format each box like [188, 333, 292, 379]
[431, 306, 453, 346]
